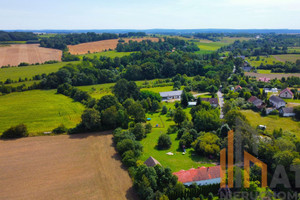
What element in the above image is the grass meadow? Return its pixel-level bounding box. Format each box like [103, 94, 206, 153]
[272, 54, 300, 63]
[78, 50, 133, 59]
[0, 61, 80, 81]
[241, 110, 300, 137]
[141, 102, 214, 172]
[0, 90, 85, 135]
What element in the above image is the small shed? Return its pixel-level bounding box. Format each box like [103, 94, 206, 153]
[144, 156, 161, 167]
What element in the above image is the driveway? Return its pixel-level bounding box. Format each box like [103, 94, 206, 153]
[217, 89, 224, 119]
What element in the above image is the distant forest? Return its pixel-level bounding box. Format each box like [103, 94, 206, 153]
[40, 32, 119, 50]
[0, 31, 38, 41]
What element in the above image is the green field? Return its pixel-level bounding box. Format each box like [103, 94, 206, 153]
[0, 41, 26, 44]
[194, 37, 252, 54]
[241, 110, 300, 137]
[272, 54, 300, 63]
[78, 50, 133, 59]
[247, 56, 282, 67]
[288, 47, 300, 54]
[4, 80, 41, 87]
[0, 90, 85, 135]
[257, 69, 272, 74]
[77, 79, 174, 99]
[141, 103, 214, 172]
[0, 61, 80, 81]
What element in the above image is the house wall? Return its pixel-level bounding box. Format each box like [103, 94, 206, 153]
[279, 92, 293, 99]
[283, 113, 296, 117]
[183, 178, 221, 186]
[270, 100, 286, 109]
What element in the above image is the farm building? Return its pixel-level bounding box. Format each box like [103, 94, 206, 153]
[201, 98, 219, 108]
[269, 95, 286, 109]
[279, 88, 294, 99]
[247, 96, 263, 109]
[280, 107, 295, 117]
[188, 102, 197, 106]
[159, 90, 183, 101]
[144, 156, 161, 167]
[173, 166, 221, 186]
[258, 77, 271, 83]
[263, 88, 278, 93]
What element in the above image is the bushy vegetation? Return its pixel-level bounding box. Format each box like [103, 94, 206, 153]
[1, 124, 28, 139]
[0, 31, 38, 41]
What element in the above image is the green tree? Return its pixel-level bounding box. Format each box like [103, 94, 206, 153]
[294, 105, 300, 120]
[193, 109, 221, 132]
[101, 106, 118, 129]
[145, 123, 152, 134]
[132, 123, 146, 140]
[173, 107, 187, 126]
[157, 134, 172, 149]
[224, 110, 247, 128]
[151, 100, 161, 112]
[1, 124, 28, 139]
[96, 95, 120, 111]
[181, 90, 189, 108]
[128, 102, 146, 122]
[192, 132, 220, 156]
[161, 105, 168, 115]
[81, 109, 101, 130]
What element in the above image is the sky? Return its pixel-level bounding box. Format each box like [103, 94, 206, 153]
[1, 0, 300, 30]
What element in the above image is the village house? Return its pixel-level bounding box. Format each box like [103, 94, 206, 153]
[247, 96, 263, 109]
[201, 98, 219, 108]
[269, 95, 286, 109]
[188, 102, 197, 106]
[280, 107, 295, 117]
[173, 166, 221, 186]
[279, 88, 294, 99]
[144, 156, 161, 167]
[159, 90, 183, 101]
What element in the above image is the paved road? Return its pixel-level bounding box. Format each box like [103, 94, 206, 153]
[217, 89, 224, 119]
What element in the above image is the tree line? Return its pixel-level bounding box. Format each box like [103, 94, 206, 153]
[39, 32, 118, 50]
[0, 31, 38, 41]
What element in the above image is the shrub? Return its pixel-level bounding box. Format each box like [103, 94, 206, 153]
[161, 105, 168, 115]
[1, 124, 28, 139]
[52, 124, 68, 134]
[157, 134, 172, 149]
[145, 123, 152, 134]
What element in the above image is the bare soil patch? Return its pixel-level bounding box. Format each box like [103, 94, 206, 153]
[68, 37, 159, 55]
[0, 132, 137, 200]
[0, 44, 62, 67]
[245, 72, 300, 80]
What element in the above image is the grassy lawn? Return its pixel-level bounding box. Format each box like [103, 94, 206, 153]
[257, 69, 272, 74]
[78, 50, 133, 59]
[0, 41, 27, 44]
[284, 99, 300, 103]
[4, 80, 41, 87]
[141, 103, 214, 172]
[0, 61, 80, 81]
[288, 47, 300, 54]
[0, 90, 85, 135]
[141, 86, 174, 93]
[241, 110, 300, 136]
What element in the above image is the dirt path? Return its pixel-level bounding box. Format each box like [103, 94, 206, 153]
[0, 132, 138, 200]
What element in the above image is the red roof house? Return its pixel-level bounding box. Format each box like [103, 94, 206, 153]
[173, 166, 221, 186]
[258, 77, 271, 82]
[234, 85, 242, 92]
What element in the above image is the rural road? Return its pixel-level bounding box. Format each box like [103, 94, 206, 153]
[217, 89, 224, 119]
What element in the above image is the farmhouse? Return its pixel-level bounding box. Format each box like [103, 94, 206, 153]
[144, 156, 161, 167]
[188, 102, 197, 106]
[247, 96, 263, 109]
[201, 98, 219, 108]
[159, 90, 183, 101]
[269, 95, 286, 109]
[173, 166, 221, 186]
[279, 88, 294, 99]
[280, 107, 295, 117]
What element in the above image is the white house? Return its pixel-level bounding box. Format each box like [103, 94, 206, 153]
[280, 107, 296, 117]
[173, 166, 221, 186]
[269, 95, 286, 109]
[263, 88, 278, 93]
[279, 88, 294, 99]
[159, 90, 183, 101]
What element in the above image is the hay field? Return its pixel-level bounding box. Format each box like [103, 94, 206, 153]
[0, 90, 85, 135]
[0, 44, 62, 67]
[68, 37, 159, 55]
[0, 132, 137, 200]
